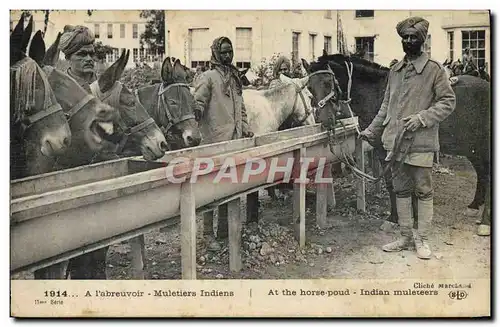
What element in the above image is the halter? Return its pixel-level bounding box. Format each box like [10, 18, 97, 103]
[11, 57, 64, 130]
[43, 65, 96, 122]
[90, 80, 156, 154]
[286, 70, 340, 127]
[155, 82, 196, 133]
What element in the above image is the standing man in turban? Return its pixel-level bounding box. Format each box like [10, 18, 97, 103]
[59, 25, 98, 93]
[194, 36, 253, 251]
[58, 25, 110, 279]
[359, 17, 456, 259]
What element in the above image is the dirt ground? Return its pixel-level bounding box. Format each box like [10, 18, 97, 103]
[13, 155, 490, 280]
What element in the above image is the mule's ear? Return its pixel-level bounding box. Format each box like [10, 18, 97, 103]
[114, 48, 129, 80]
[20, 15, 34, 53]
[10, 14, 25, 49]
[279, 73, 292, 83]
[98, 49, 126, 93]
[44, 32, 62, 66]
[28, 30, 46, 66]
[301, 58, 311, 74]
[296, 76, 310, 89]
[239, 67, 249, 76]
[172, 59, 187, 81]
[161, 57, 173, 82]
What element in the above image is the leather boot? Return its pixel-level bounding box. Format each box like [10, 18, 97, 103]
[414, 199, 433, 259]
[382, 197, 413, 252]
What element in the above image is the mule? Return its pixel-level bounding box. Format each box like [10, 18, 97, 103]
[10, 15, 71, 180]
[28, 31, 120, 171]
[243, 74, 316, 134]
[136, 57, 202, 150]
[88, 49, 168, 161]
[305, 53, 491, 236]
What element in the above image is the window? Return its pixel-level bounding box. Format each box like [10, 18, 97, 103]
[120, 24, 125, 38]
[462, 30, 486, 68]
[292, 32, 300, 63]
[355, 36, 375, 61]
[324, 36, 332, 55]
[190, 61, 210, 69]
[139, 48, 145, 62]
[235, 27, 252, 68]
[94, 24, 100, 38]
[424, 34, 431, 57]
[189, 28, 211, 68]
[107, 23, 113, 39]
[133, 48, 139, 62]
[355, 10, 374, 18]
[324, 10, 332, 19]
[133, 24, 138, 39]
[447, 31, 454, 61]
[309, 34, 316, 60]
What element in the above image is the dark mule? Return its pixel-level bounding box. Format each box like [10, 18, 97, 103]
[305, 53, 491, 236]
[136, 57, 202, 150]
[10, 15, 71, 180]
[88, 49, 169, 161]
[28, 31, 120, 171]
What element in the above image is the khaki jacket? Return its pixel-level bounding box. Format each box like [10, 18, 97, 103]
[367, 52, 456, 153]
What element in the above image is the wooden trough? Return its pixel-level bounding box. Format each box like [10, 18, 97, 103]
[10, 118, 361, 278]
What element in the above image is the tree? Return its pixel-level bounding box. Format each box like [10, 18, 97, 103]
[139, 10, 165, 55]
[94, 41, 116, 61]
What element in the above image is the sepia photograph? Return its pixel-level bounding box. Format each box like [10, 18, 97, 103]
[7, 3, 492, 318]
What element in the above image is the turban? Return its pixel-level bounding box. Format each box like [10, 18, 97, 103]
[59, 25, 95, 57]
[396, 16, 429, 43]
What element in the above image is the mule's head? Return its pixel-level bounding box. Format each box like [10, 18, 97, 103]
[156, 57, 202, 150]
[10, 15, 71, 159]
[278, 74, 316, 126]
[301, 58, 345, 130]
[34, 31, 119, 154]
[94, 50, 168, 161]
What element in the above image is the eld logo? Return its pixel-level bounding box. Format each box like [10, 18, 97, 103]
[448, 290, 468, 300]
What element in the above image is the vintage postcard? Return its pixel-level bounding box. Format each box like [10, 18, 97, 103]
[8, 5, 492, 318]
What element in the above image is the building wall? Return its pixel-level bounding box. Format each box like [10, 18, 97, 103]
[338, 10, 490, 73]
[166, 10, 337, 68]
[10, 10, 57, 47]
[82, 10, 155, 68]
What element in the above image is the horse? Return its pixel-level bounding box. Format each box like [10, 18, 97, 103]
[305, 53, 491, 236]
[136, 57, 203, 150]
[10, 15, 72, 180]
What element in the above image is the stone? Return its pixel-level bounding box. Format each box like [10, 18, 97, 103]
[216, 274, 224, 279]
[325, 247, 333, 253]
[249, 242, 257, 250]
[260, 242, 273, 256]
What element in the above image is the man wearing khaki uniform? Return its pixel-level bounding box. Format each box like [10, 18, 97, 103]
[360, 17, 456, 259]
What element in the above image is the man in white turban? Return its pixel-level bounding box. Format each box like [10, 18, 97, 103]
[359, 17, 456, 260]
